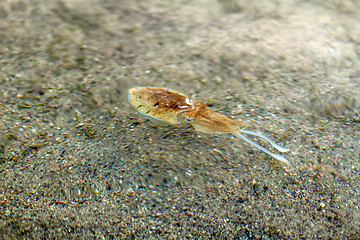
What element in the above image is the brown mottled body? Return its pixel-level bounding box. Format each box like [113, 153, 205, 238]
[128, 87, 241, 131]
[128, 86, 290, 164]
[128, 87, 194, 124]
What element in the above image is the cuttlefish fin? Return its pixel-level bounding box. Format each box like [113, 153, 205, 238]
[147, 115, 179, 126]
[131, 108, 176, 126]
[233, 132, 290, 165]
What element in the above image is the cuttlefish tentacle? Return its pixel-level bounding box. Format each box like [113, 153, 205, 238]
[234, 132, 289, 164]
[239, 130, 290, 153]
[128, 87, 290, 164]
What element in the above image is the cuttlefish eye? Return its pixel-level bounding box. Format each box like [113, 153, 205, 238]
[184, 116, 195, 122]
[177, 112, 195, 123]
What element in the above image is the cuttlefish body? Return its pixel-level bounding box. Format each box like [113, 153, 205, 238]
[128, 87, 290, 164]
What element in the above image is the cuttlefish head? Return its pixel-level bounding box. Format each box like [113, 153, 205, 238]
[178, 101, 290, 164]
[178, 101, 241, 133]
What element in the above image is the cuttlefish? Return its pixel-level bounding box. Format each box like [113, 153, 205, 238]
[128, 87, 290, 164]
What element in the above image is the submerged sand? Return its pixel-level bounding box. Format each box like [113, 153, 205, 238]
[0, 0, 359, 239]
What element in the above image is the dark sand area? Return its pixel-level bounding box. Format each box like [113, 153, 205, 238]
[0, 0, 360, 239]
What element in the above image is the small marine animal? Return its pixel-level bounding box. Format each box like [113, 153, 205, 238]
[128, 87, 290, 164]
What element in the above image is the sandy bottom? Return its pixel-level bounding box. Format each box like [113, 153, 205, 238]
[0, 0, 359, 239]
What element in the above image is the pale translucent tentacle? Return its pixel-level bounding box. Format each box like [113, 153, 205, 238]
[233, 132, 290, 165]
[240, 130, 290, 153]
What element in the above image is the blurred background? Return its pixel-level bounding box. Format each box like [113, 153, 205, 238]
[0, 0, 359, 239]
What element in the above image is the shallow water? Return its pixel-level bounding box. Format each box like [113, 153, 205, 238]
[0, 0, 359, 239]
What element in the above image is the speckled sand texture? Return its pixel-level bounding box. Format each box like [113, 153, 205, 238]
[0, 0, 359, 239]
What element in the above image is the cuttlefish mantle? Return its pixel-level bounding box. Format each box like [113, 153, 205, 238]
[128, 87, 290, 164]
